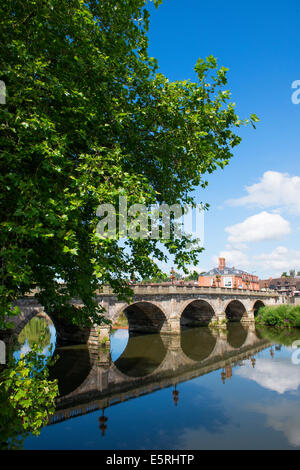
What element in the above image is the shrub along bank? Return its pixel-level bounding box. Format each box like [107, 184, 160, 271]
[256, 304, 300, 328]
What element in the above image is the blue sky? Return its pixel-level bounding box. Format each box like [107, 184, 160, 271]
[146, 0, 300, 279]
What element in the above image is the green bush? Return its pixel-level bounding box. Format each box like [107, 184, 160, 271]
[256, 305, 300, 328]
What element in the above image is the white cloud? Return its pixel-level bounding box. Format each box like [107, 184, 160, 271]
[213, 250, 250, 269]
[250, 399, 300, 447]
[225, 212, 291, 244]
[236, 357, 300, 394]
[213, 245, 300, 278]
[225, 243, 248, 250]
[253, 246, 300, 272]
[227, 171, 300, 214]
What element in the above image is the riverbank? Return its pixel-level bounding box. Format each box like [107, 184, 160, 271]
[256, 304, 300, 328]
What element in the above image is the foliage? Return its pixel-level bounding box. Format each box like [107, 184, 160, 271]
[255, 305, 300, 328]
[0, 343, 58, 449]
[141, 271, 170, 283]
[17, 316, 51, 350]
[113, 311, 128, 328]
[256, 325, 300, 346]
[184, 270, 199, 281]
[0, 0, 257, 328]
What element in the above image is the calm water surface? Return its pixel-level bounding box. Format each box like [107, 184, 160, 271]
[12, 317, 300, 450]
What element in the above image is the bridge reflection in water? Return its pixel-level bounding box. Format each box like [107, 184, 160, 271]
[48, 322, 271, 427]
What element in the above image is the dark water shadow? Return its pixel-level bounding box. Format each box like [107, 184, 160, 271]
[49, 345, 92, 397]
[227, 323, 248, 349]
[114, 333, 167, 378]
[180, 301, 215, 327]
[181, 327, 217, 362]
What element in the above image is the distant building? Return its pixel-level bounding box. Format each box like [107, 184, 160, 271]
[260, 276, 300, 297]
[198, 257, 260, 290]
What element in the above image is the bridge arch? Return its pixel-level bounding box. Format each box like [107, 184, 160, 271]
[180, 299, 216, 327]
[112, 301, 169, 335]
[253, 300, 265, 316]
[225, 299, 247, 322]
[10, 307, 92, 346]
[13, 308, 50, 337]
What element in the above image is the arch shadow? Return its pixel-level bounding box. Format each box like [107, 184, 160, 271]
[49, 345, 93, 397]
[225, 300, 246, 322]
[12, 309, 91, 347]
[10, 311, 93, 398]
[253, 300, 265, 317]
[122, 301, 168, 335]
[226, 323, 248, 349]
[181, 327, 217, 362]
[113, 333, 167, 378]
[180, 300, 215, 328]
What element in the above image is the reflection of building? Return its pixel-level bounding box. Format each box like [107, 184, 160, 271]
[172, 384, 179, 406]
[198, 258, 260, 290]
[221, 364, 233, 383]
[225, 364, 232, 379]
[98, 409, 108, 436]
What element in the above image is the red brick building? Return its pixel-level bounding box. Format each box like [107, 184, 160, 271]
[260, 276, 300, 297]
[198, 258, 260, 290]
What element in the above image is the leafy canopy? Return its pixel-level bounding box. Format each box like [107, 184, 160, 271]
[0, 0, 258, 327]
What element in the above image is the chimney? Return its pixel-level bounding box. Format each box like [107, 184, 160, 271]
[218, 257, 225, 271]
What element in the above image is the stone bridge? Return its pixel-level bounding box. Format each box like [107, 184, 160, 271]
[8, 285, 281, 347]
[47, 324, 272, 426]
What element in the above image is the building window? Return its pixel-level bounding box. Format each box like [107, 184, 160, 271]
[224, 277, 232, 288]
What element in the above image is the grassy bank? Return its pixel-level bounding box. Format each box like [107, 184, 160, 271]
[256, 304, 300, 328]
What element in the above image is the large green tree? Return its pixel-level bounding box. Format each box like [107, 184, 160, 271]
[0, 0, 258, 328]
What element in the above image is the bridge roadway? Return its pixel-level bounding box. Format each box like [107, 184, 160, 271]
[48, 324, 272, 426]
[10, 285, 281, 347]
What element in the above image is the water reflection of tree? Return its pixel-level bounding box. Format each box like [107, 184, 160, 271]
[256, 326, 300, 346]
[17, 317, 51, 350]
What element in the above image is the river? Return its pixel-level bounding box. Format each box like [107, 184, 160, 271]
[10, 315, 300, 450]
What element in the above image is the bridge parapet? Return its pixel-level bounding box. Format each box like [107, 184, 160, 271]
[95, 285, 280, 298]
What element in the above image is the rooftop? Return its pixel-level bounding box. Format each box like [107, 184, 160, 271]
[200, 258, 257, 278]
[203, 267, 250, 276]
